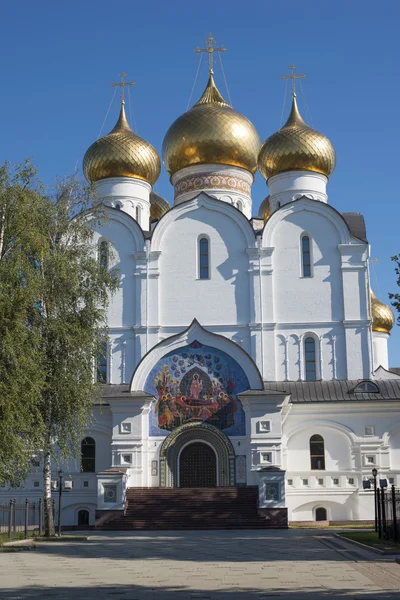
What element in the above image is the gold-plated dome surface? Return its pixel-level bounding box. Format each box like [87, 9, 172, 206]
[150, 191, 170, 221]
[258, 95, 336, 181]
[371, 291, 395, 334]
[162, 74, 260, 176]
[258, 195, 271, 223]
[83, 103, 160, 185]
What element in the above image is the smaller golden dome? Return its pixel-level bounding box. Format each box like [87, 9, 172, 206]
[258, 94, 336, 181]
[371, 291, 395, 334]
[258, 195, 271, 223]
[162, 73, 260, 176]
[83, 103, 160, 185]
[150, 191, 170, 221]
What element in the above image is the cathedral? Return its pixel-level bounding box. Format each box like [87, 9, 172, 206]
[5, 48, 400, 527]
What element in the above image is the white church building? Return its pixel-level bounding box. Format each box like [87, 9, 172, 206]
[7, 62, 400, 528]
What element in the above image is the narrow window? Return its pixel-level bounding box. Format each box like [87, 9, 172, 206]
[96, 341, 107, 383]
[135, 205, 141, 225]
[99, 240, 109, 270]
[304, 337, 317, 381]
[310, 434, 325, 470]
[199, 237, 209, 279]
[81, 437, 96, 472]
[315, 507, 327, 521]
[302, 235, 311, 277]
[237, 200, 243, 213]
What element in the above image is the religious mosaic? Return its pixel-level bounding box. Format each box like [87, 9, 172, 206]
[145, 341, 248, 436]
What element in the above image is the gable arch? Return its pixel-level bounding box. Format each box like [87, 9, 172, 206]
[130, 319, 263, 392]
[151, 192, 256, 252]
[262, 197, 351, 248]
[89, 206, 145, 252]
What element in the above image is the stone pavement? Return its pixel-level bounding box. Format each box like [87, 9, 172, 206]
[0, 529, 400, 599]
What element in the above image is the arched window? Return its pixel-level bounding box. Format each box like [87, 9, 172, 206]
[96, 341, 107, 383]
[78, 509, 90, 526]
[135, 205, 141, 225]
[237, 200, 243, 213]
[99, 240, 109, 270]
[301, 235, 311, 277]
[81, 437, 96, 473]
[304, 337, 317, 381]
[315, 507, 327, 521]
[199, 237, 209, 279]
[310, 435, 325, 470]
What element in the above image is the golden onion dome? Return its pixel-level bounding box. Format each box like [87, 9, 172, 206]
[83, 103, 160, 185]
[162, 73, 260, 176]
[258, 195, 271, 223]
[150, 191, 170, 221]
[371, 291, 395, 334]
[258, 94, 336, 181]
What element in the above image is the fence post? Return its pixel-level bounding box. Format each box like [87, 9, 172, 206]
[24, 498, 29, 539]
[382, 486, 387, 537]
[377, 488, 382, 539]
[392, 485, 398, 543]
[13, 499, 16, 533]
[39, 498, 43, 536]
[8, 500, 13, 540]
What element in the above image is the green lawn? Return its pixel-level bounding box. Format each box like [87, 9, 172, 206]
[339, 531, 400, 548]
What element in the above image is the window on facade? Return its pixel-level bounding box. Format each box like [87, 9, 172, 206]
[199, 237, 209, 279]
[315, 507, 327, 521]
[78, 509, 89, 526]
[99, 241, 109, 270]
[305, 337, 317, 381]
[135, 205, 141, 225]
[96, 341, 107, 383]
[237, 200, 243, 213]
[301, 235, 311, 277]
[81, 437, 96, 473]
[310, 434, 325, 470]
[354, 381, 380, 394]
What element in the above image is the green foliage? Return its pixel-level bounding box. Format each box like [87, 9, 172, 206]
[0, 160, 118, 489]
[390, 254, 400, 323]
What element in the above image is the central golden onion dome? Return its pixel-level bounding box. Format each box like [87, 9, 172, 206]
[371, 291, 395, 334]
[258, 94, 336, 181]
[83, 103, 160, 185]
[162, 73, 260, 177]
[150, 191, 170, 221]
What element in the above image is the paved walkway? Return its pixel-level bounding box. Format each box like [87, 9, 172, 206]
[1, 529, 400, 599]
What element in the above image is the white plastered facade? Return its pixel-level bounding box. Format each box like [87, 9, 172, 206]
[4, 172, 399, 527]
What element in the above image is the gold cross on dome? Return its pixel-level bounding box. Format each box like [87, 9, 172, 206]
[281, 64, 306, 97]
[195, 33, 226, 75]
[111, 72, 135, 103]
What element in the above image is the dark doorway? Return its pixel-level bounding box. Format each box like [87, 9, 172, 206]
[315, 507, 327, 521]
[179, 442, 217, 488]
[77, 509, 89, 526]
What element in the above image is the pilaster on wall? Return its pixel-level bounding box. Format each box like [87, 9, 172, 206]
[339, 243, 371, 379]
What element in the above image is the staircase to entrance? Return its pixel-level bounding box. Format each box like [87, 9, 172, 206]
[95, 487, 287, 530]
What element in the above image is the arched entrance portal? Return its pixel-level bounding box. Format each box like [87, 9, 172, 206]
[159, 422, 235, 488]
[179, 442, 217, 488]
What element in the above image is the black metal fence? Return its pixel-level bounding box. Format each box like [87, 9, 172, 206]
[0, 499, 55, 539]
[376, 485, 399, 542]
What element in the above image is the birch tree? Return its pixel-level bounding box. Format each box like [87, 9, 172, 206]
[37, 175, 118, 535]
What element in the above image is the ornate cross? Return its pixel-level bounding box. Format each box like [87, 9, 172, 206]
[195, 33, 226, 75]
[111, 72, 135, 103]
[281, 65, 306, 97]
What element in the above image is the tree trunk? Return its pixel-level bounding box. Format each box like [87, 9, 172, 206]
[43, 445, 55, 537]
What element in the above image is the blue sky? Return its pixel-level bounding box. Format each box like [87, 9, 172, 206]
[1, 0, 399, 365]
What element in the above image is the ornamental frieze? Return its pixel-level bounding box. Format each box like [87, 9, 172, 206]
[175, 172, 251, 199]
